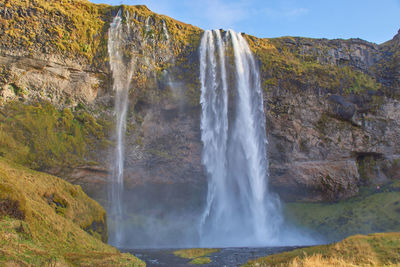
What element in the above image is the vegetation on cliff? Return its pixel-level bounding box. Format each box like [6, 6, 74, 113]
[1, 0, 108, 62]
[0, 101, 109, 171]
[0, 1, 399, 264]
[243, 232, 400, 267]
[0, 0, 201, 65]
[246, 35, 383, 98]
[374, 30, 400, 97]
[285, 180, 400, 241]
[0, 157, 143, 266]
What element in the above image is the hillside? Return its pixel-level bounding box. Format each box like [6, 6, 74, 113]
[0, 156, 143, 266]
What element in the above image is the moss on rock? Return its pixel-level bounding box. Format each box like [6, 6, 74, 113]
[245, 35, 383, 98]
[284, 181, 400, 241]
[0, 101, 108, 171]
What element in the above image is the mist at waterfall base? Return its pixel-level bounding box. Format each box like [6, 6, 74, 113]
[107, 10, 316, 248]
[198, 29, 316, 247]
[107, 10, 134, 246]
[107, 11, 204, 249]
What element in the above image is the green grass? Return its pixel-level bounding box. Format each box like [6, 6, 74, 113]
[243, 232, 400, 267]
[189, 257, 212, 264]
[0, 101, 109, 171]
[285, 182, 400, 241]
[173, 248, 220, 259]
[173, 248, 219, 265]
[0, 156, 144, 266]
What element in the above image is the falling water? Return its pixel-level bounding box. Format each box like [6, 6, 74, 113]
[108, 10, 134, 246]
[162, 20, 170, 40]
[199, 30, 282, 247]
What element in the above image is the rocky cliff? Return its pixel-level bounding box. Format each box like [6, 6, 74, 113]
[0, 0, 399, 205]
[248, 34, 400, 201]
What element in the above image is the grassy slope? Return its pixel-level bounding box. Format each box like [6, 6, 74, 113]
[285, 181, 400, 241]
[0, 157, 144, 266]
[243, 232, 400, 267]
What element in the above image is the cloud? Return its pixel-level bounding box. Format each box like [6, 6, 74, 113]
[263, 6, 309, 19]
[184, 0, 254, 29]
[285, 7, 309, 17]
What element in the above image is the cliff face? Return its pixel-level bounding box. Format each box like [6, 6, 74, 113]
[248, 35, 400, 201]
[0, 0, 399, 203]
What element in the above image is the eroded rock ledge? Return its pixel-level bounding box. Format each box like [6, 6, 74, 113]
[0, 0, 399, 203]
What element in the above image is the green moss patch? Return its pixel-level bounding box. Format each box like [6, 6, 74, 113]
[0, 101, 108, 171]
[189, 257, 212, 265]
[173, 248, 220, 259]
[245, 35, 382, 98]
[285, 182, 400, 241]
[173, 248, 219, 265]
[1, 0, 202, 65]
[1, 0, 110, 62]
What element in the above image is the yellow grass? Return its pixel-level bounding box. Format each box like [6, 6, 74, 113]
[0, 157, 144, 266]
[244, 232, 400, 267]
[173, 248, 220, 259]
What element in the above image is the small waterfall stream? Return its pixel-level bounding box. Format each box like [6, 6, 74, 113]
[106, 12, 306, 248]
[199, 30, 282, 247]
[108, 10, 134, 246]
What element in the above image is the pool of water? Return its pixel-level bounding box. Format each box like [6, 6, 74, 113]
[124, 246, 302, 267]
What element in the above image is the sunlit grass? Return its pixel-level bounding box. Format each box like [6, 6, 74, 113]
[174, 248, 220, 259]
[189, 257, 212, 265]
[244, 232, 400, 267]
[0, 157, 144, 266]
[173, 248, 219, 265]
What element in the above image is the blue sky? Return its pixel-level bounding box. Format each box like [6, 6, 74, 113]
[90, 0, 400, 44]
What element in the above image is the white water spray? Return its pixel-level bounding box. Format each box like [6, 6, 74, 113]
[108, 10, 134, 246]
[199, 30, 282, 247]
[162, 20, 170, 41]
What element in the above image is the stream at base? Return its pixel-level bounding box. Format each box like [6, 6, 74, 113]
[123, 246, 303, 267]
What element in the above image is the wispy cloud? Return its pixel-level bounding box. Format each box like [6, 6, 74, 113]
[286, 7, 309, 17]
[263, 6, 309, 19]
[185, 0, 253, 29]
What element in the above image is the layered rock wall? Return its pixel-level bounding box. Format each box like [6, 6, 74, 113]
[1, 0, 399, 202]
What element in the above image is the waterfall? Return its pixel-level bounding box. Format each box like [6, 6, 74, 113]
[199, 30, 282, 247]
[108, 10, 134, 246]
